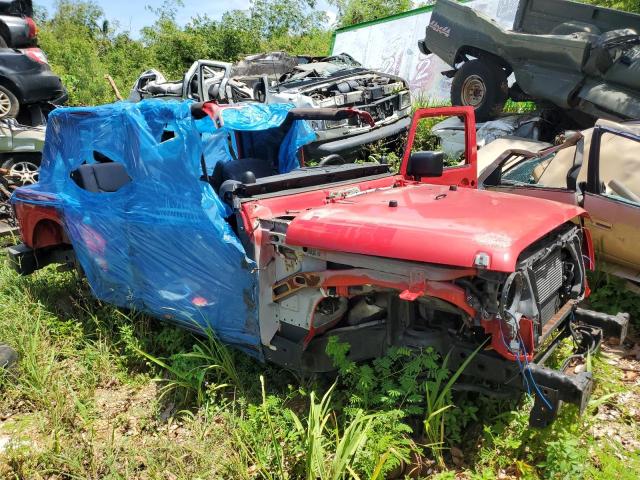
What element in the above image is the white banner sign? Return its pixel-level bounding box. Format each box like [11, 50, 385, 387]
[331, 1, 520, 102]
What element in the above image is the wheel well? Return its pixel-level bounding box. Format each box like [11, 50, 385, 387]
[32, 219, 66, 249]
[0, 76, 22, 102]
[454, 46, 512, 75]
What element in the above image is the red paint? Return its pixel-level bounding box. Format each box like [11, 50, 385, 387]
[401, 106, 477, 188]
[285, 184, 585, 273]
[582, 226, 595, 271]
[481, 317, 535, 362]
[13, 202, 66, 249]
[317, 271, 476, 317]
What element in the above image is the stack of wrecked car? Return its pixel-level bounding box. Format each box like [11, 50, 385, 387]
[6, 99, 629, 427]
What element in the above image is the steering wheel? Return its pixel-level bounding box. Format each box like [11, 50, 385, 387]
[318, 154, 346, 167]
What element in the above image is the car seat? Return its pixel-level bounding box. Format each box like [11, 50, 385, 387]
[211, 157, 276, 192]
[71, 162, 131, 193]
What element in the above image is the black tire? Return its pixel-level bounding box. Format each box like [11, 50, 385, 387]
[0, 85, 20, 119]
[0, 36, 7, 48]
[451, 59, 508, 122]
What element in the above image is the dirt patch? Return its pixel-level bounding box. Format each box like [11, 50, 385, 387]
[93, 380, 158, 441]
[590, 338, 640, 453]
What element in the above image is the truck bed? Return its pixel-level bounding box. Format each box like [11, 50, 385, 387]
[514, 0, 640, 35]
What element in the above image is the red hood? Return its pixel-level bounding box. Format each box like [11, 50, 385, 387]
[285, 184, 585, 272]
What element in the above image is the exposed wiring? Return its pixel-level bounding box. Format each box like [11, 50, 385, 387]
[519, 333, 554, 411]
[498, 315, 531, 395]
[582, 254, 594, 270]
[500, 310, 553, 411]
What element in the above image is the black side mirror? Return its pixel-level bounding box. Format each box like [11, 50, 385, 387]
[407, 151, 444, 179]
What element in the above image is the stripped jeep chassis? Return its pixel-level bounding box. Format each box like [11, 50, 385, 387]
[268, 299, 628, 428]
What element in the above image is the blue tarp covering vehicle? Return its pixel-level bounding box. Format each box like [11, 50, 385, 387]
[11, 100, 316, 355]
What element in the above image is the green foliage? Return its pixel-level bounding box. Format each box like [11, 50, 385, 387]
[587, 270, 640, 328]
[537, 429, 587, 479]
[582, 0, 640, 13]
[233, 377, 403, 479]
[325, 337, 483, 470]
[330, 0, 412, 27]
[36, 0, 333, 107]
[134, 326, 243, 406]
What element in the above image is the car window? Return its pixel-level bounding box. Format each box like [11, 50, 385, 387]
[411, 116, 467, 167]
[598, 132, 640, 205]
[502, 153, 556, 186]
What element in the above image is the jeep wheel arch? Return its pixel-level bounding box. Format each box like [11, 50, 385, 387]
[31, 219, 66, 250]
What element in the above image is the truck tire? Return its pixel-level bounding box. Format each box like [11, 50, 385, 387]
[0, 36, 7, 48]
[451, 59, 508, 122]
[0, 85, 20, 119]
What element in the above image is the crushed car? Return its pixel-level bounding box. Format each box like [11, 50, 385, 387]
[265, 54, 411, 161]
[129, 53, 412, 162]
[478, 119, 640, 283]
[6, 100, 629, 427]
[129, 52, 316, 104]
[419, 0, 640, 124]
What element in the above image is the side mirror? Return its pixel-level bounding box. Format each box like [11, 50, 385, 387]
[407, 151, 444, 178]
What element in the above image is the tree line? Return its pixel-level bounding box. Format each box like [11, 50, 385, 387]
[35, 0, 639, 106]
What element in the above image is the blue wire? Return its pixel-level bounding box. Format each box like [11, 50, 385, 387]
[499, 311, 552, 410]
[519, 335, 554, 411]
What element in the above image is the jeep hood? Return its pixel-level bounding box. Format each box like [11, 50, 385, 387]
[285, 184, 584, 272]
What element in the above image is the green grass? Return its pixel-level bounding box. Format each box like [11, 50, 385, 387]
[0, 257, 639, 479]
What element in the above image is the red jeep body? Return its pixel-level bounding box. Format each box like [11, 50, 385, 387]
[8, 103, 628, 427]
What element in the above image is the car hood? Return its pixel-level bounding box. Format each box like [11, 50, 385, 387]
[285, 183, 585, 272]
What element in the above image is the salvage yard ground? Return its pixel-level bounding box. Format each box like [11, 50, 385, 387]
[0, 243, 639, 479]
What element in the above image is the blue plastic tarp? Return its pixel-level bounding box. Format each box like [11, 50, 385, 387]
[199, 102, 317, 175]
[14, 100, 319, 354]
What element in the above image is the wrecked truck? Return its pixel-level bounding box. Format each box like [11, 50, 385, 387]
[419, 0, 640, 123]
[6, 100, 628, 426]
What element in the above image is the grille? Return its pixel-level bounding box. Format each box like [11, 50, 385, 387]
[539, 294, 560, 326]
[533, 249, 563, 303]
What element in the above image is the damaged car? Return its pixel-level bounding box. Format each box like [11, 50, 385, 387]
[129, 53, 412, 162]
[129, 52, 313, 104]
[6, 100, 628, 427]
[478, 119, 640, 283]
[419, 0, 640, 124]
[266, 55, 411, 160]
